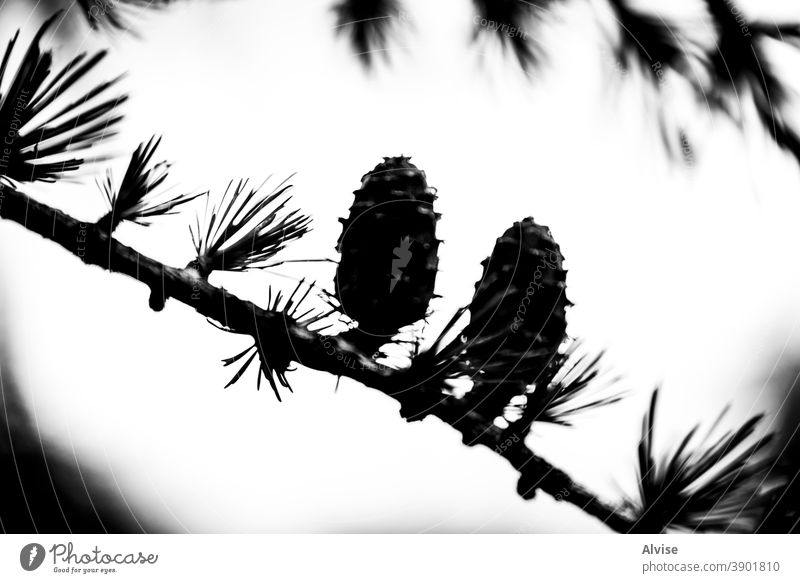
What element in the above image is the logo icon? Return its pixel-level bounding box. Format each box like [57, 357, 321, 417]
[20, 543, 46, 571]
[390, 236, 413, 292]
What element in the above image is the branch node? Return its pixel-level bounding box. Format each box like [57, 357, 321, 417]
[149, 288, 166, 312]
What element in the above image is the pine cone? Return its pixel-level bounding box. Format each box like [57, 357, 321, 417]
[334, 156, 440, 355]
[462, 217, 570, 419]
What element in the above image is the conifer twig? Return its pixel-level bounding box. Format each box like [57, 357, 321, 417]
[0, 184, 635, 533]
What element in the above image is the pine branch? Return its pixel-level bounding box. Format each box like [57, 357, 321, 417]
[97, 136, 202, 231]
[625, 389, 773, 533]
[471, 0, 550, 69]
[190, 177, 311, 277]
[606, 0, 698, 73]
[78, 0, 180, 33]
[0, 184, 635, 533]
[333, 0, 403, 67]
[0, 14, 126, 184]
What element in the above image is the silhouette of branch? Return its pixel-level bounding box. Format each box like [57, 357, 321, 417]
[0, 184, 635, 532]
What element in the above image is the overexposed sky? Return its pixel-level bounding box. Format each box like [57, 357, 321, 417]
[2, 0, 800, 532]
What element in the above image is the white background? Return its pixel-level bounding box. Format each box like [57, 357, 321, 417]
[1, 0, 800, 532]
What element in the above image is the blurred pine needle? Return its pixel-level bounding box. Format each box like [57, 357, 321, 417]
[627, 389, 773, 533]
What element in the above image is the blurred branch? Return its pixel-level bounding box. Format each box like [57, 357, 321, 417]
[0, 184, 635, 532]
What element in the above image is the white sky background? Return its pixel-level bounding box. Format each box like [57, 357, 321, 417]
[2, 0, 800, 532]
